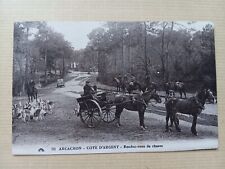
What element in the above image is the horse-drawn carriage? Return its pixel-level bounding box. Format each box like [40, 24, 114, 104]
[74, 82, 216, 135]
[74, 89, 162, 129]
[75, 92, 117, 128]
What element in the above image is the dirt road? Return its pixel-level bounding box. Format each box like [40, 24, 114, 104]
[12, 71, 218, 153]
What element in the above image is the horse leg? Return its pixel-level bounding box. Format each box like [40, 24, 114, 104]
[139, 111, 144, 129]
[35, 91, 38, 101]
[115, 106, 123, 127]
[28, 94, 30, 102]
[183, 90, 187, 99]
[139, 106, 147, 130]
[174, 113, 181, 132]
[172, 115, 179, 127]
[165, 112, 170, 132]
[179, 90, 182, 98]
[176, 116, 179, 125]
[166, 90, 169, 99]
[165, 103, 173, 131]
[169, 115, 174, 127]
[31, 94, 34, 102]
[191, 115, 198, 136]
[28, 94, 31, 102]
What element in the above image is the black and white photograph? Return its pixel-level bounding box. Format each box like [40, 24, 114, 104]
[12, 21, 218, 155]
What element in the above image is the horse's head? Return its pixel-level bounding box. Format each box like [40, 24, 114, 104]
[175, 81, 184, 89]
[113, 77, 120, 84]
[142, 90, 162, 104]
[197, 88, 215, 105]
[206, 89, 216, 103]
[151, 92, 162, 103]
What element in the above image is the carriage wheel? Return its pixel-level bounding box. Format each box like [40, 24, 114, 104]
[80, 100, 102, 128]
[102, 104, 116, 123]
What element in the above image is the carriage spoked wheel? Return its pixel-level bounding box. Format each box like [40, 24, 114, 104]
[102, 104, 116, 123]
[80, 100, 102, 128]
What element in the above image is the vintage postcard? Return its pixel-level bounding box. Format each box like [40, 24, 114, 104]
[12, 21, 218, 155]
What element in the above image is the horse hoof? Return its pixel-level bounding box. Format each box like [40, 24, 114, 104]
[191, 128, 198, 136]
[176, 128, 181, 132]
[165, 127, 173, 132]
[192, 132, 198, 136]
[116, 123, 121, 128]
[140, 126, 146, 130]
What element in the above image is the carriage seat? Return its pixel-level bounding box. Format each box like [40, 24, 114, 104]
[77, 95, 93, 103]
[78, 91, 107, 103]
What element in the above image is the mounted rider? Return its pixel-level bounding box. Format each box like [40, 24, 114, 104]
[113, 74, 123, 92]
[30, 79, 35, 88]
[118, 74, 122, 83]
[128, 76, 144, 104]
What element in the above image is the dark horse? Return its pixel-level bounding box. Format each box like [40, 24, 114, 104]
[165, 81, 186, 98]
[26, 81, 38, 102]
[165, 88, 215, 135]
[113, 77, 122, 92]
[114, 90, 162, 130]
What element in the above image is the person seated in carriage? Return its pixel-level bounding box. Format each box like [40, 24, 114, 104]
[83, 80, 96, 96]
[93, 85, 97, 93]
[83, 81, 105, 102]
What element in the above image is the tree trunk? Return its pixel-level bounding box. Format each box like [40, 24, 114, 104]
[44, 51, 47, 83]
[24, 27, 29, 93]
[128, 35, 131, 73]
[121, 31, 124, 75]
[165, 22, 174, 81]
[160, 24, 166, 82]
[62, 54, 65, 77]
[44, 34, 48, 84]
[144, 22, 149, 77]
[54, 60, 57, 78]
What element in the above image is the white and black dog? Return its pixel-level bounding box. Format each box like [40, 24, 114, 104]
[12, 99, 54, 122]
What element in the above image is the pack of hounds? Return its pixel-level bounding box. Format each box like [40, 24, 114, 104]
[12, 99, 54, 123]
